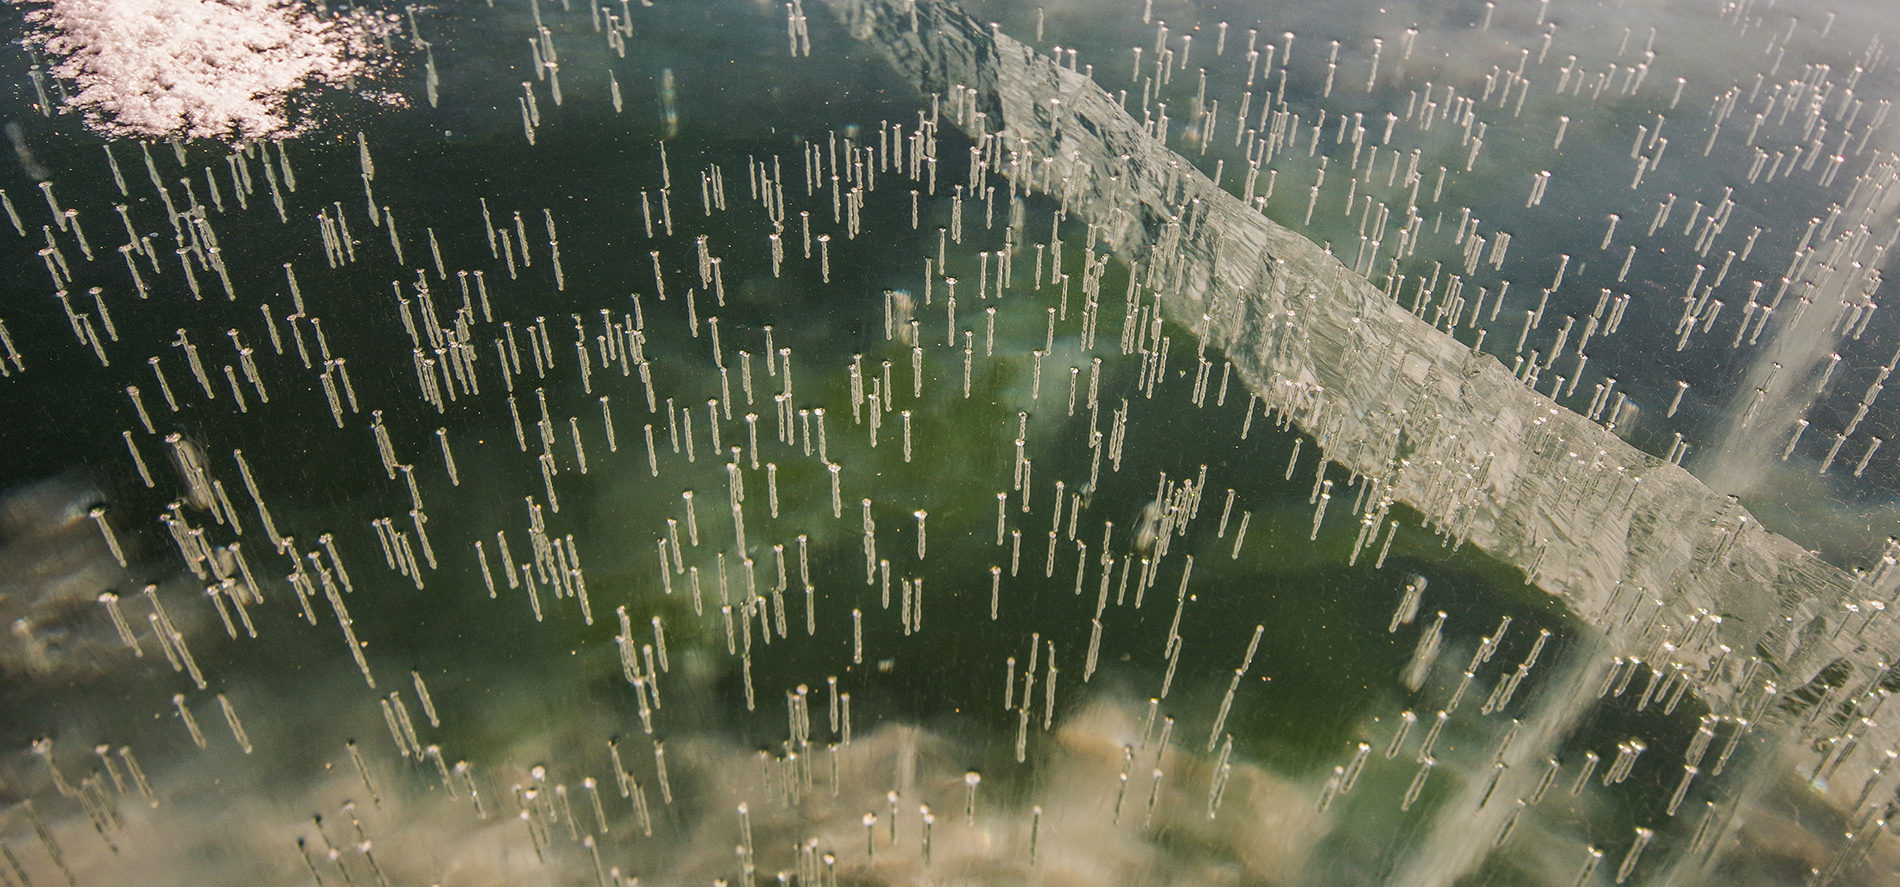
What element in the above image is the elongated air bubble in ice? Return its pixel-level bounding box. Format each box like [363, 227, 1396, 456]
[173, 693, 206, 749]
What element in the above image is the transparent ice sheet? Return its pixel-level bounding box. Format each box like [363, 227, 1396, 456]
[0, 0, 1896, 885]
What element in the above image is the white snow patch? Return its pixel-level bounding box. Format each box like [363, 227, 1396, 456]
[23, 0, 403, 141]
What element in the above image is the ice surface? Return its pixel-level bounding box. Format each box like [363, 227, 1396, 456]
[2, 0, 1898, 884]
[821, 0, 1900, 801]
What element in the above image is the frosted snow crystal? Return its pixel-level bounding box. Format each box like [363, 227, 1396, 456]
[23, 0, 400, 141]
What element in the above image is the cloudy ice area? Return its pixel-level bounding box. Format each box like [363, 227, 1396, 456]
[20, 0, 402, 140]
